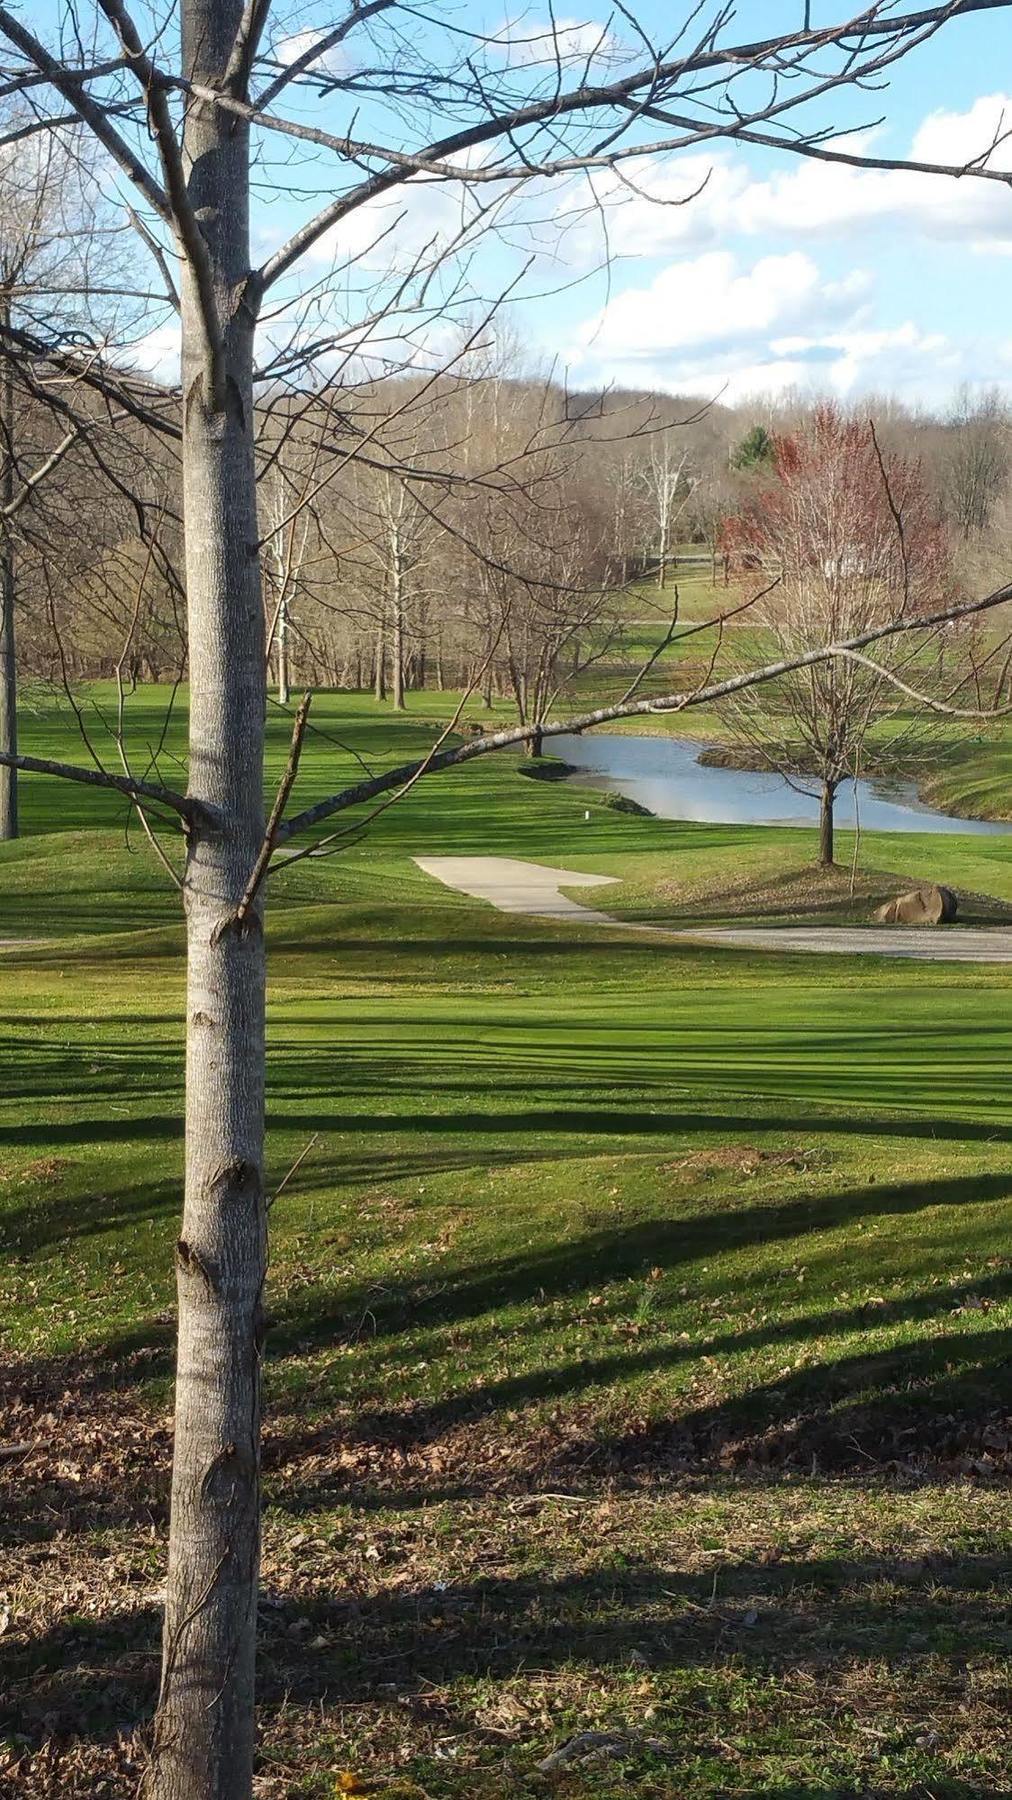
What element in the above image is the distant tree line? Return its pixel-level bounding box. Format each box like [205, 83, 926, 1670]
[10, 372, 1010, 700]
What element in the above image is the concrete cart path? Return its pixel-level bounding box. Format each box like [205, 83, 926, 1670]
[413, 856, 1012, 963]
[681, 924, 1012, 961]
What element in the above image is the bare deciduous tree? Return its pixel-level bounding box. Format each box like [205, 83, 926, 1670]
[0, 114, 129, 835]
[721, 406, 967, 866]
[945, 384, 1009, 540]
[635, 437, 696, 588]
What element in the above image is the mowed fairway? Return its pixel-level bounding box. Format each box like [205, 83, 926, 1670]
[1, 688, 1010, 1798]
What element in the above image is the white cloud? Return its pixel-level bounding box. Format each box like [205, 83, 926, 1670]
[494, 13, 621, 67]
[568, 250, 869, 362]
[297, 178, 489, 274]
[590, 324, 953, 406]
[128, 320, 180, 384]
[288, 142, 539, 277]
[562, 249, 956, 403]
[911, 93, 1012, 168]
[274, 28, 348, 75]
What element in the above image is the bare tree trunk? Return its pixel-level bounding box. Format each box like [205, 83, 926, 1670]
[148, 3, 267, 1796]
[0, 530, 13, 842]
[0, 301, 17, 842]
[373, 625, 386, 701]
[276, 596, 289, 706]
[819, 778, 836, 867]
[392, 595, 404, 710]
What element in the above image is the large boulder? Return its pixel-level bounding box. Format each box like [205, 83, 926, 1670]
[874, 884, 958, 926]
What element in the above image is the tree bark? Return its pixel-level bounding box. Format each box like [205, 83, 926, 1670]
[656, 518, 668, 590]
[0, 300, 17, 842]
[276, 596, 289, 706]
[819, 779, 836, 867]
[373, 624, 386, 701]
[147, 1, 267, 1795]
[392, 599, 404, 709]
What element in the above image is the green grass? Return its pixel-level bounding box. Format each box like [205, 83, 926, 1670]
[1, 686, 1010, 1798]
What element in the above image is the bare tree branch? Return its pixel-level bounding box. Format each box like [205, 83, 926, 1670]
[255, 0, 396, 109]
[230, 689, 313, 929]
[250, 0, 1012, 289]
[0, 426, 82, 521]
[0, 7, 170, 218]
[0, 747, 200, 820]
[837, 648, 1012, 715]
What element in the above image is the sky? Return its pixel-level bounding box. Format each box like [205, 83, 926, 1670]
[84, 0, 1012, 411]
[537, 5, 1012, 408]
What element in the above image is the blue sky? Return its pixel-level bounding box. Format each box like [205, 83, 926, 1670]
[529, 5, 1008, 406]
[88, 0, 1012, 408]
[489, 2, 1012, 406]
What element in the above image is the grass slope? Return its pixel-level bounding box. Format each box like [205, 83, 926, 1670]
[0, 687, 1010, 1799]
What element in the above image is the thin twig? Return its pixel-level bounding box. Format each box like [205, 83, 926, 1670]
[268, 1131, 320, 1210]
[270, 619, 510, 874]
[233, 691, 313, 927]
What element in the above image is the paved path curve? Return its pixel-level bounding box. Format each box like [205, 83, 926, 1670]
[414, 856, 1012, 964]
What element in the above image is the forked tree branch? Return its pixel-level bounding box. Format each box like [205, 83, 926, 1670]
[0, 5, 170, 218]
[252, 0, 1012, 288]
[99, 0, 226, 379]
[230, 690, 313, 928]
[1, 427, 82, 521]
[255, 0, 396, 109]
[0, 321, 181, 440]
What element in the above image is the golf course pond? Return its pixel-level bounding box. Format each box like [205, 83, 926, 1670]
[553, 732, 1012, 835]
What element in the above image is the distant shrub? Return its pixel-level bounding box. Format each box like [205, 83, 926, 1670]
[516, 757, 576, 781]
[604, 792, 654, 817]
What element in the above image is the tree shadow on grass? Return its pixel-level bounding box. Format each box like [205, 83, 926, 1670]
[267, 1320, 1011, 1519]
[4, 1286, 1008, 1553]
[0, 1342, 172, 1547]
[270, 1259, 1012, 1453]
[1, 1172, 181, 1261]
[268, 1168, 1012, 1357]
[7, 1100, 1009, 1262]
[272, 1109, 1012, 1191]
[2, 1541, 1008, 1771]
[3, 1166, 1009, 1545]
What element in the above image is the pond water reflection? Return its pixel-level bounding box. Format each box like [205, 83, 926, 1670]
[552, 733, 1010, 836]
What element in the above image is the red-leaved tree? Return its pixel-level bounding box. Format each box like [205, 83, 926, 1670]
[721, 405, 954, 865]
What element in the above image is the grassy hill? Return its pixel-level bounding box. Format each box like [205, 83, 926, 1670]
[1, 687, 1009, 1798]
